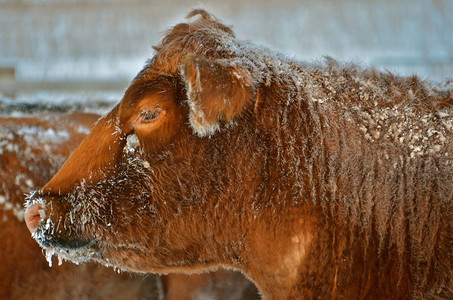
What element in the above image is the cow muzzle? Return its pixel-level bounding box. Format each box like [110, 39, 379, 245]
[25, 191, 94, 250]
[25, 191, 98, 266]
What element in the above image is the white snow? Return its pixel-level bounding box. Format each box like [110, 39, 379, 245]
[0, 194, 25, 222]
[17, 126, 70, 146]
[77, 126, 91, 135]
[125, 133, 140, 154]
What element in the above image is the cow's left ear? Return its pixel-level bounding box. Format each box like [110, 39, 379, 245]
[182, 54, 254, 136]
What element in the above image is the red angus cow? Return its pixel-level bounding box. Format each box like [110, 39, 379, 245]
[24, 10, 452, 299]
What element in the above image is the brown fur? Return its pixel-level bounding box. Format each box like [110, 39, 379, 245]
[26, 10, 452, 300]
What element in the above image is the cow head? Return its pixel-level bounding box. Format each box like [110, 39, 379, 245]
[24, 11, 259, 273]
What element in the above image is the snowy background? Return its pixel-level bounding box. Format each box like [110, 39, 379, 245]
[0, 0, 452, 112]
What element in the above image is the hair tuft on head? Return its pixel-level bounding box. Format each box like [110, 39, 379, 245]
[186, 9, 212, 21]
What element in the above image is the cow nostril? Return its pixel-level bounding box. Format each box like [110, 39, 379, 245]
[25, 204, 44, 233]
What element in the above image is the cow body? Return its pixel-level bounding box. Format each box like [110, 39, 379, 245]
[24, 10, 452, 299]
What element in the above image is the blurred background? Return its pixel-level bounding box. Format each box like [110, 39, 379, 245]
[0, 0, 451, 111]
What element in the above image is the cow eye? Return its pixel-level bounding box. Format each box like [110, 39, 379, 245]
[140, 109, 161, 122]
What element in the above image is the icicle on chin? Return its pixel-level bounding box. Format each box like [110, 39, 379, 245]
[58, 252, 63, 266]
[44, 248, 63, 267]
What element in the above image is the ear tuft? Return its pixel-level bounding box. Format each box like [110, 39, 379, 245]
[182, 54, 254, 137]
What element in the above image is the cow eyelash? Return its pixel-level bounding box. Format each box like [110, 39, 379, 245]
[140, 109, 161, 122]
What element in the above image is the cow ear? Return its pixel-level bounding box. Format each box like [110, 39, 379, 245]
[182, 54, 254, 136]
